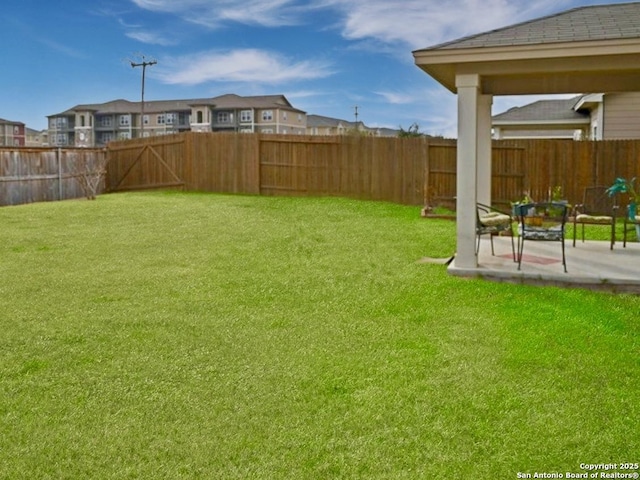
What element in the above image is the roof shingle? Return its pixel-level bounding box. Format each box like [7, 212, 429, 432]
[423, 2, 640, 51]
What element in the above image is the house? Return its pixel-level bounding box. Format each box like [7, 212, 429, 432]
[47, 94, 307, 147]
[306, 114, 400, 137]
[492, 96, 589, 140]
[493, 92, 640, 140]
[0, 118, 26, 147]
[26, 128, 48, 147]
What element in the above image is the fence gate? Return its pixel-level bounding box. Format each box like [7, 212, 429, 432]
[106, 137, 185, 192]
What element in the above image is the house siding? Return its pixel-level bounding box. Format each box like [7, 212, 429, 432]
[603, 92, 640, 140]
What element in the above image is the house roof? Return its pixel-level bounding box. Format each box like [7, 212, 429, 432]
[307, 114, 361, 129]
[413, 2, 640, 95]
[492, 96, 590, 125]
[428, 2, 640, 50]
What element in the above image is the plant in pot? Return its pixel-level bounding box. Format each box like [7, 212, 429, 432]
[606, 177, 640, 240]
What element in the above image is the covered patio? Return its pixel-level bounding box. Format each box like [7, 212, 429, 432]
[413, 2, 640, 292]
[473, 236, 640, 294]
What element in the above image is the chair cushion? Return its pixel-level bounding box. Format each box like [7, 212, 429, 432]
[479, 212, 510, 226]
[575, 214, 612, 224]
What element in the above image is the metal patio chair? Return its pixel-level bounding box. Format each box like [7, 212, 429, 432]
[572, 186, 618, 249]
[516, 202, 568, 273]
[476, 203, 516, 261]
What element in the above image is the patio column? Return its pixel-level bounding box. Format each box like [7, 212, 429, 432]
[477, 94, 493, 207]
[454, 74, 482, 268]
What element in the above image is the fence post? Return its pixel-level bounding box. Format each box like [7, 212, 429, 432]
[57, 148, 63, 200]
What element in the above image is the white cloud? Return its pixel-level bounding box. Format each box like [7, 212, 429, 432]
[131, 0, 307, 28]
[318, 0, 574, 49]
[154, 48, 335, 86]
[125, 30, 177, 46]
[129, 0, 575, 49]
[375, 91, 415, 104]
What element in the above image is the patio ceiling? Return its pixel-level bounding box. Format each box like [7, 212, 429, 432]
[413, 40, 640, 95]
[411, 2, 640, 274]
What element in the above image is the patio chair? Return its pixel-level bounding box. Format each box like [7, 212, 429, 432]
[516, 202, 568, 272]
[572, 186, 618, 249]
[476, 203, 516, 261]
[623, 204, 640, 247]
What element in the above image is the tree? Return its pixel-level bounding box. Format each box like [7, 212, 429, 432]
[68, 150, 109, 200]
[398, 123, 424, 137]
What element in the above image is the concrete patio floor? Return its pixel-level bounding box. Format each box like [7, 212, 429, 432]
[448, 236, 640, 294]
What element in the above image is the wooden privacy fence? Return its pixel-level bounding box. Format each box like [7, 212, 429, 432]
[0, 147, 107, 206]
[5, 133, 633, 209]
[105, 132, 527, 207]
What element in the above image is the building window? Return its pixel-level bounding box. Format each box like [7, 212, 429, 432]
[196, 111, 203, 123]
[178, 113, 190, 125]
[119, 115, 130, 126]
[262, 128, 273, 134]
[143, 115, 149, 125]
[118, 131, 131, 140]
[100, 132, 114, 144]
[262, 110, 273, 121]
[165, 113, 175, 125]
[100, 116, 112, 127]
[298, 114, 303, 122]
[217, 112, 231, 124]
[157, 114, 165, 125]
[283, 112, 288, 121]
[240, 110, 253, 123]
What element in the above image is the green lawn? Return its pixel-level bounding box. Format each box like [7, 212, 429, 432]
[1, 192, 638, 479]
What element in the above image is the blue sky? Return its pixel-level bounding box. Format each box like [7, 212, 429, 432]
[1, 0, 622, 135]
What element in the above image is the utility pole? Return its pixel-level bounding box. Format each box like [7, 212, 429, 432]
[130, 55, 157, 138]
[354, 105, 359, 127]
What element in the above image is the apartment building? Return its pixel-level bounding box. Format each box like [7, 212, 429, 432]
[306, 114, 399, 137]
[0, 118, 26, 147]
[47, 94, 307, 147]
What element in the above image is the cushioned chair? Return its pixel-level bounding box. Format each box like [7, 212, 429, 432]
[516, 202, 568, 272]
[572, 186, 618, 249]
[476, 203, 516, 261]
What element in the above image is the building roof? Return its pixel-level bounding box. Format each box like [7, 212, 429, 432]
[492, 96, 590, 124]
[425, 2, 640, 51]
[50, 94, 304, 117]
[0, 117, 25, 125]
[307, 114, 361, 129]
[413, 2, 640, 95]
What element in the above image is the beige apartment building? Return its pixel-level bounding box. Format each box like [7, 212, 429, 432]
[47, 94, 307, 147]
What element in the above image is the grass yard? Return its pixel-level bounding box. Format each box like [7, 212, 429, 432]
[0, 192, 638, 479]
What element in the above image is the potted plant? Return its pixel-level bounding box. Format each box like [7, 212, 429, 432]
[511, 192, 533, 217]
[607, 177, 639, 214]
[607, 177, 640, 239]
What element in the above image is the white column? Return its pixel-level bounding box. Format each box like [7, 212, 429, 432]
[455, 74, 481, 268]
[477, 94, 493, 206]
